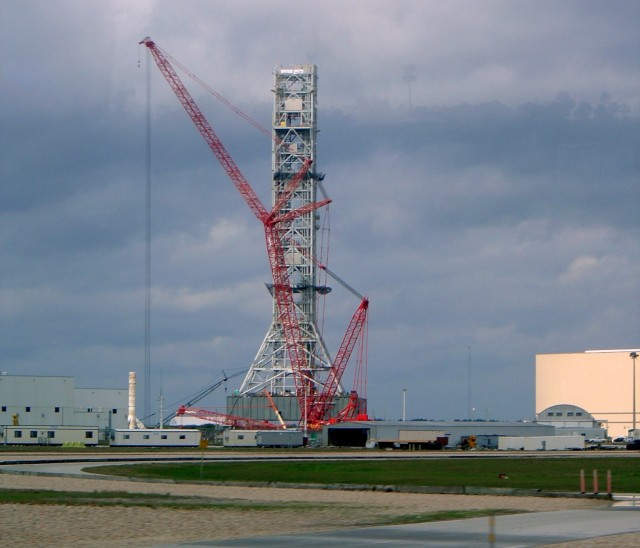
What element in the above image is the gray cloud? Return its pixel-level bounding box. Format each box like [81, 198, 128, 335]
[1, 1, 638, 421]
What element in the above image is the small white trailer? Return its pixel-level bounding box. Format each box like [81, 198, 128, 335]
[498, 435, 585, 451]
[223, 429, 304, 448]
[223, 430, 259, 447]
[110, 428, 201, 447]
[1, 425, 99, 446]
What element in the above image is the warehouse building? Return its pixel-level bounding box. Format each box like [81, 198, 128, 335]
[0, 374, 128, 443]
[536, 349, 640, 439]
[535, 404, 607, 440]
[321, 420, 554, 448]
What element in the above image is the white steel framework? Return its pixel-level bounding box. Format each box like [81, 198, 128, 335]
[238, 65, 341, 400]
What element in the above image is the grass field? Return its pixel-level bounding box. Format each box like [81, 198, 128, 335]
[89, 456, 640, 493]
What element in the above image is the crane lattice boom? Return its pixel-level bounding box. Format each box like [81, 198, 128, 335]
[306, 297, 369, 424]
[177, 406, 281, 430]
[142, 38, 340, 422]
[140, 37, 267, 221]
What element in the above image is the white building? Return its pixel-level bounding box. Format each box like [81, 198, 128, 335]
[535, 404, 607, 440]
[0, 374, 128, 442]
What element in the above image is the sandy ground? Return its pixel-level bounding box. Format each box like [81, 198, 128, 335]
[0, 472, 637, 547]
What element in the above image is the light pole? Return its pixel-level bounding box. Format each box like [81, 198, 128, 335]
[402, 389, 407, 422]
[631, 352, 638, 433]
[467, 346, 471, 420]
[303, 389, 308, 442]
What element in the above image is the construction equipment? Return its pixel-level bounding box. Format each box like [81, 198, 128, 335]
[284, 241, 370, 425]
[263, 388, 287, 429]
[306, 298, 369, 426]
[460, 435, 477, 449]
[141, 38, 368, 430]
[163, 369, 247, 424]
[176, 406, 281, 430]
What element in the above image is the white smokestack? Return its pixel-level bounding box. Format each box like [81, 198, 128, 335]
[128, 371, 137, 429]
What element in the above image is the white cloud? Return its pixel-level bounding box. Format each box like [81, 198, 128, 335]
[560, 255, 599, 283]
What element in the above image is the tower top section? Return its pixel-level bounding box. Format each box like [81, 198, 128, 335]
[276, 64, 316, 75]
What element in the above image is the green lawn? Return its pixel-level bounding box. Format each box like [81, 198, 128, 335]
[88, 456, 640, 493]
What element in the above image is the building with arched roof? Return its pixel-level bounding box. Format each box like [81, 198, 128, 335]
[535, 404, 606, 440]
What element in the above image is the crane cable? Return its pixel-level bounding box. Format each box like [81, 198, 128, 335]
[155, 44, 276, 143]
[151, 44, 332, 202]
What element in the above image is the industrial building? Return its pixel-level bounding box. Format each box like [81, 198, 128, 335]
[535, 404, 607, 440]
[536, 349, 640, 439]
[0, 374, 128, 444]
[321, 420, 555, 449]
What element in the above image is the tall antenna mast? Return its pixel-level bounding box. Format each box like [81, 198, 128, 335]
[144, 48, 152, 424]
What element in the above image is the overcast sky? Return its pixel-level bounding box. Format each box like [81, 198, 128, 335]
[1, 1, 638, 423]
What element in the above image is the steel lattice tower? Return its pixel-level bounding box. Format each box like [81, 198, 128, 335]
[238, 65, 342, 408]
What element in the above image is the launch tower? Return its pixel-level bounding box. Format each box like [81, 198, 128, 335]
[236, 66, 341, 416]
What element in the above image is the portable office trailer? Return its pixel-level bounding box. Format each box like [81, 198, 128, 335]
[223, 430, 259, 447]
[110, 428, 201, 447]
[222, 429, 304, 448]
[497, 435, 585, 451]
[256, 430, 304, 447]
[1, 425, 98, 446]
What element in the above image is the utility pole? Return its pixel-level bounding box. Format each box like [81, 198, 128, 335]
[402, 388, 407, 421]
[467, 346, 471, 419]
[631, 352, 638, 432]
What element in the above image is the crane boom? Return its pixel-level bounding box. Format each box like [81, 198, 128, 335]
[163, 369, 247, 423]
[263, 388, 287, 428]
[154, 44, 278, 144]
[141, 37, 268, 221]
[141, 38, 335, 422]
[307, 297, 369, 423]
[178, 406, 281, 430]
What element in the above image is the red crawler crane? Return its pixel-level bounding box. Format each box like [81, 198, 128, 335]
[306, 297, 369, 426]
[177, 406, 281, 430]
[141, 38, 367, 429]
[283, 239, 369, 426]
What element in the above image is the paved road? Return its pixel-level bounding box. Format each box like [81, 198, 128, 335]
[174, 507, 640, 547]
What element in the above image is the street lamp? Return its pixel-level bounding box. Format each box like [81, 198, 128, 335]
[631, 352, 638, 433]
